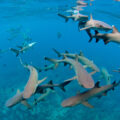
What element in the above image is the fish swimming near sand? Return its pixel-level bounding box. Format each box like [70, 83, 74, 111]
[44, 56, 95, 88]
[87, 25, 120, 44]
[62, 80, 120, 108]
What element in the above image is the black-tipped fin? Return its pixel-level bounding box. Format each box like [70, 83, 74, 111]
[95, 81, 100, 88]
[52, 48, 61, 57]
[59, 80, 72, 92]
[10, 48, 19, 57]
[58, 13, 69, 22]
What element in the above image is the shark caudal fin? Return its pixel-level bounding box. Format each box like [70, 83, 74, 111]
[58, 13, 69, 22]
[10, 48, 20, 57]
[52, 48, 61, 57]
[59, 80, 72, 92]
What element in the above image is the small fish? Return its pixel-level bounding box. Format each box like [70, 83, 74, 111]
[61, 81, 120, 108]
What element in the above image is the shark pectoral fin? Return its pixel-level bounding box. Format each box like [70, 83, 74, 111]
[37, 77, 47, 85]
[80, 27, 91, 31]
[83, 65, 88, 69]
[82, 101, 94, 108]
[21, 100, 32, 109]
[89, 71, 96, 76]
[69, 65, 73, 69]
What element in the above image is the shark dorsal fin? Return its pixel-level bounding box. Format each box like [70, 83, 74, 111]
[90, 14, 93, 20]
[95, 81, 100, 88]
[112, 25, 119, 33]
[79, 51, 84, 56]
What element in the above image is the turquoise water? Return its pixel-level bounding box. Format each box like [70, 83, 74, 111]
[0, 0, 120, 120]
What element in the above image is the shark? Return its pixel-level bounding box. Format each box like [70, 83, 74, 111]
[23, 64, 47, 99]
[58, 13, 88, 22]
[44, 56, 95, 88]
[35, 79, 73, 94]
[61, 80, 120, 108]
[19, 58, 47, 99]
[87, 25, 120, 44]
[78, 15, 112, 37]
[10, 42, 37, 56]
[52, 48, 100, 72]
[5, 89, 32, 109]
[99, 67, 112, 85]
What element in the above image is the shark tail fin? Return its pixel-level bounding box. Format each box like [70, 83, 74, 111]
[10, 48, 19, 57]
[59, 80, 72, 92]
[48, 80, 54, 90]
[58, 13, 69, 22]
[52, 48, 61, 57]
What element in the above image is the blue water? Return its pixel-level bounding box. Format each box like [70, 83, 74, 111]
[0, 0, 120, 120]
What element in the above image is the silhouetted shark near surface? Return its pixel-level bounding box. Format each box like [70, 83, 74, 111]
[44, 56, 95, 88]
[87, 25, 120, 44]
[52, 48, 100, 72]
[62, 81, 120, 108]
[58, 13, 88, 22]
[78, 15, 112, 31]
